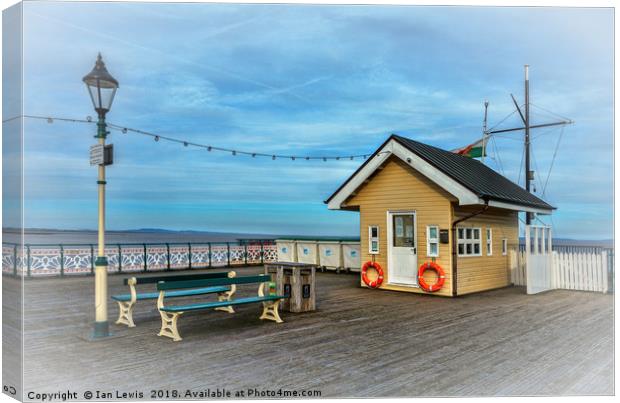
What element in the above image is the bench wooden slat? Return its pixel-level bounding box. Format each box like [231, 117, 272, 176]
[111, 285, 230, 302]
[123, 271, 229, 285]
[160, 295, 284, 312]
[157, 274, 271, 291]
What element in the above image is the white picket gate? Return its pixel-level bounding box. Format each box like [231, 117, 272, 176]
[511, 249, 609, 294]
[525, 225, 553, 294]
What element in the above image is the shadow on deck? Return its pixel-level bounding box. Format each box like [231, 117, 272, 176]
[4, 267, 614, 398]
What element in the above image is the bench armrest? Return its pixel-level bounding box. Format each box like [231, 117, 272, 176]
[127, 277, 138, 304]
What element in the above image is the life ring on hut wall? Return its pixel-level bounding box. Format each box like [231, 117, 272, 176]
[362, 261, 384, 288]
[418, 262, 446, 292]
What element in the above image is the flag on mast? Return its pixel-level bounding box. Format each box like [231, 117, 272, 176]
[452, 137, 487, 158]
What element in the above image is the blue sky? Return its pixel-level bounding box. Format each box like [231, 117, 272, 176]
[3, 2, 614, 238]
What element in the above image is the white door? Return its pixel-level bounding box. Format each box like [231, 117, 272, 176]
[388, 212, 418, 285]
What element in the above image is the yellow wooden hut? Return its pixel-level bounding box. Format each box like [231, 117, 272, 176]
[326, 134, 554, 296]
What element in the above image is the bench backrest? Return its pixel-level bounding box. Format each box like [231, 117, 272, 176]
[157, 274, 271, 291]
[124, 271, 230, 285]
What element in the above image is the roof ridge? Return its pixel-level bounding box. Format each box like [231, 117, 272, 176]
[391, 133, 484, 165]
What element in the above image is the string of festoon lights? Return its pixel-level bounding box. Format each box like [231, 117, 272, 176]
[4, 114, 371, 162]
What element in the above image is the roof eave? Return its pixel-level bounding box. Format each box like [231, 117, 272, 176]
[486, 199, 554, 215]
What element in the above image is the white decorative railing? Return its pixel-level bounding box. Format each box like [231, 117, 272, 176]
[2, 241, 278, 277]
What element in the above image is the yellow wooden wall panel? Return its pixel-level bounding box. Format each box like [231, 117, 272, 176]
[453, 206, 518, 295]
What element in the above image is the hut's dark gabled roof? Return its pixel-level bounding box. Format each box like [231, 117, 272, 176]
[326, 134, 555, 211]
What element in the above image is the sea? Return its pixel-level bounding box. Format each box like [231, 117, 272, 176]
[1, 228, 613, 249]
[1, 228, 280, 245]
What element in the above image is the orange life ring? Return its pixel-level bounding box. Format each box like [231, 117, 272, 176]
[362, 261, 384, 288]
[418, 262, 446, 292]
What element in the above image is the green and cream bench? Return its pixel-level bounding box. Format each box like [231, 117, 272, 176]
[156, 272, 285, 341]
[111, 271, 233, 327]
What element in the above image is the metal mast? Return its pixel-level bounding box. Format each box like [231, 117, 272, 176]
[524, 65, 532, 225]
[485, 65, 573, 225]
[481, 100, 489, 163]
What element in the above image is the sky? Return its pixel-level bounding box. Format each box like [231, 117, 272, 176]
[2, 2, 614, 239]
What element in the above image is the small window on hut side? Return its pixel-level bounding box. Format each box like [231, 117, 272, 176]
[427, 225, 439, 257]
[486, 228, 493, 256]
[368, 225, 380, 254]
[502, 238, 508, 256]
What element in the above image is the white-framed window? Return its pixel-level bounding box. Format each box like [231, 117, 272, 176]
[486, 228, 493, 256]
[457, 227, 482, 257]
[502, 238, 508, 256]
[427, 225, 439, 257]
[368, 225, 380, 254]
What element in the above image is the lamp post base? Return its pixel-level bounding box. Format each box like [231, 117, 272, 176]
[92, 320, 110, 338]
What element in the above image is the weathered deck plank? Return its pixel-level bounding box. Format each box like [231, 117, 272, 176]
[3, 267, 613, 398]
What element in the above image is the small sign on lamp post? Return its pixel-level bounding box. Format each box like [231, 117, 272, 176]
[90, 144, 104, 165]
[90, 144, 113, 166]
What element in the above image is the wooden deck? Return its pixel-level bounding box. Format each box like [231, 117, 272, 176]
[4, 267, 614, 398]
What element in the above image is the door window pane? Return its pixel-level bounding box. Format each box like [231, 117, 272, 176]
[393, 214, 414, 247]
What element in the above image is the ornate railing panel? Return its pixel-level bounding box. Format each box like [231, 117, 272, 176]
[191, 245, 210, 268]
[63, 247, 92, 275]
[263, 244, 278, 262]
[210, 244, 228, 267]
[146, 245, 168, 271]
[2, 240, 277, 277]
[247, 244, 262, 264]
[230, 244, 245, 265]
[169, 245, 189, 269]
[2, 245, 15, 275]
[30, 247, 62, 276]
[121, 246, 145, 272]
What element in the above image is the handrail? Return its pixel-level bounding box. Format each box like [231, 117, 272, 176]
[1, 239, 278, 278]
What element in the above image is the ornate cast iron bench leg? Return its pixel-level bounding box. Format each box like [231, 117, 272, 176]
[115, 301, 136, 327]
[258, 281, 283, 323]
[260, 299, 283, 323]
[157, 290, 183, 341]
[116, 277, 137, 327]
[215, 271, 237, 314]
